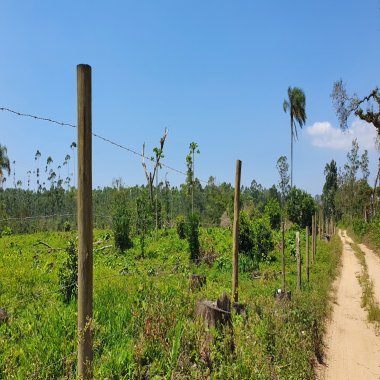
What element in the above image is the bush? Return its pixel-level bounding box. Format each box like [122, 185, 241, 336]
[58, 240, 78, 304]
[187, 214, 200, 263]
[239, 211, 274, 264]
[1, 226, 12, 237]
[239, 211, 254, 255]
[176, 215, 186, 239]
[352, 218, 369, 237]
[251, 216, 274, 262]
[113, 199, 133, 252]
[63, 221, 71, 232]
[264, 198, 281, 230]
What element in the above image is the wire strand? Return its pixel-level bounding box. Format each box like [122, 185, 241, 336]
[0, 106, 208, 183]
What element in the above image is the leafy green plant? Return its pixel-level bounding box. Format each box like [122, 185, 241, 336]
[63, 221, 71, 232]
[1, 226, 12, 237]
[112, 196, 133, 252]
[136, 196, 153, 257]
[176, 215, 186, 239]
[58, 239, 78, 304]
[239, 211, 274, 264]
[187, 214, 200, 263]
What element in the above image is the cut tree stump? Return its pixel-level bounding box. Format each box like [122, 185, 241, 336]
[189, 274, 206, 291]
[274, 289, 292, 301]
[195, 293, 232, 328]
[0, 308, 9, 323]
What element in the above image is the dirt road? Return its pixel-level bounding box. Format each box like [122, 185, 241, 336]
[317, 230, 380, 380]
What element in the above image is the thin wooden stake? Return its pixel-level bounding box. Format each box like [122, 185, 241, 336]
[232, 160, 242, 303]
[314, 211, 317, 261]
[281, 221, 286, 292]
[77, 64, 93, 379]
[311, 215, 315, 264]
[296, 231, 301, 290]
[306, 226, 309, 283]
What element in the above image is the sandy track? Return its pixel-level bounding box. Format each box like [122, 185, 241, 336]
[317, 230, 380, 380]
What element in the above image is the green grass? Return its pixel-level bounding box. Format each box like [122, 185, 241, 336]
[350, 242, 380, 329]
[0, 228, 341, 379]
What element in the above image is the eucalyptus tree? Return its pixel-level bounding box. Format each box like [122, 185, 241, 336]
[45, 156, 53, 173]
[70, 142, 77, 187]
[35, 150, 41, 191]
[141, 129, 168, 238]
[187, 142, 200, 215]
[276, 156, 290, 208]
[12, 160, 16, 188]
[0, 144, 11, 187]
[283, 87, 307, 188]
[322, 160, 338, 219]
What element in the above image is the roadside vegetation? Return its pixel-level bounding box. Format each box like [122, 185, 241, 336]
[0, 224, 341, 378]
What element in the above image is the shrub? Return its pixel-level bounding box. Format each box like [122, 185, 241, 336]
[352, 218, 369, 237]
[239, 211, 274, 264]
[1, 226, 12, 237]
[264, 198, 281, 230]
[176, 215, 186, 239]
[239, 211, 254, 255]
[251, 216, 274, 261]
[58, 240, 78, 304]
[113, 199, 133, 252]
[187, 214, 200, 263]
[63, 221, 71, 232]
[136, 196, 153, 257]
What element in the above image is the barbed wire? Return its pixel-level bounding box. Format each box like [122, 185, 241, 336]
[0, 212, 115, 223]
[0, 106, 208, 184]
[0, 107, 76, 128]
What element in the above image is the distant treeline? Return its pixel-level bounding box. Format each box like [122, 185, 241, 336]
[0, 177, 289, 234]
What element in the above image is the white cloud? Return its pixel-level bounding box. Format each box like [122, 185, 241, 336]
[305, 119, 377, 151]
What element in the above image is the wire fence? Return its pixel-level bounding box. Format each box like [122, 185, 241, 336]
[0, 106, 209, 184]
[0, 104, 223, 377]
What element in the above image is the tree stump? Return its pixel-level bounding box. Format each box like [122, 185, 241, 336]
[195, 293, 234, 365]
[189, 274, 206, 291]
[274, 289, 292, 301]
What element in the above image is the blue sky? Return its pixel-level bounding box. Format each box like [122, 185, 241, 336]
[1, 1, 379, 194]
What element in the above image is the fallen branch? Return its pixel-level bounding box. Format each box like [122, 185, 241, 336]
[94, 245, 112, 252]
[34, 240, 64, 251]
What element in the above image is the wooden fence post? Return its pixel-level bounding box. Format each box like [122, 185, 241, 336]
[281, 221, 286, 291]
[306, 226, 309, 283]
[232, 160, 241, 303]
[313, 212, 316, 263]
[77, 64, 93, 379]
[296, 231, 301, 290]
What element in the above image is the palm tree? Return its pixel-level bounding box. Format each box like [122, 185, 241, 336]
[0, 144, 11, 187]
[283, 87, 307, 188]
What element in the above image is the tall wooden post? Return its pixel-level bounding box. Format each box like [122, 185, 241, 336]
[232, 160, 242, 303]
[281, 221, 286, 292]
[311, 215, 314, 264]
[313, 213, 316, 263]
[296, 231, 301, 290]
[77, 64, 93, 379]
[306, 226, 309, 282]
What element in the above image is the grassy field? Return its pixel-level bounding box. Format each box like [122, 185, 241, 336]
[0, 227, 341, 379]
